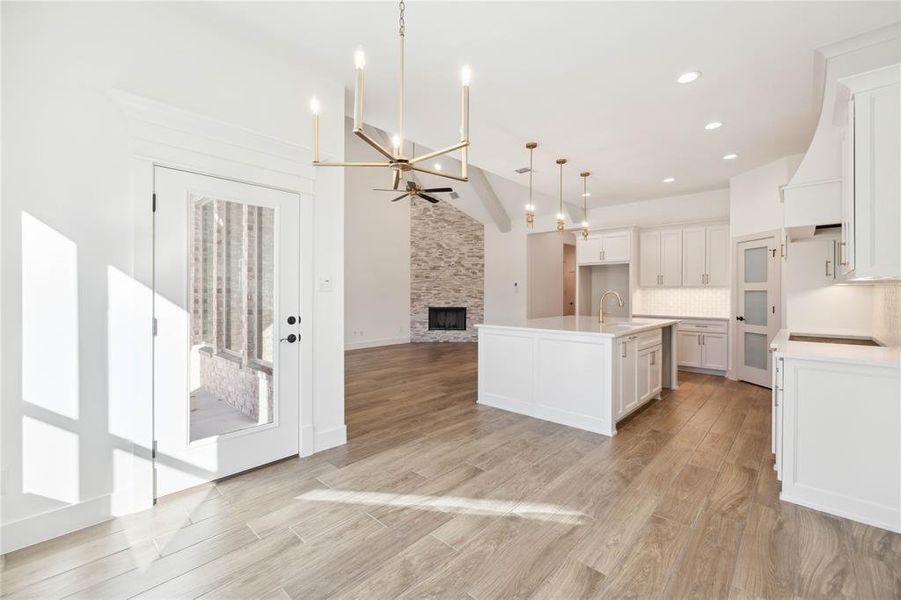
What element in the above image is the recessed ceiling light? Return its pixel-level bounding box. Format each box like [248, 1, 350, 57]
[677, 71, 701, 84]
[663, 177, 675, 183]
[705, 121, 722, 130]
[723, 153, 738, 160]
[434, 163, 442, 171]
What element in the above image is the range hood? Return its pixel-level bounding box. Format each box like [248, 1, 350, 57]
[782, 24, 901, 239]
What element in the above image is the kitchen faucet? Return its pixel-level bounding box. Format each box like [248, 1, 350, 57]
[599, 290, 624, 324]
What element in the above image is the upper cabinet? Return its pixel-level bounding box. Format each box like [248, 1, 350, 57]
[838, 64, 900, 280]
[681, 224, 730, 287]
[576, 229, 632, 265]
[639, 229, 682, 287]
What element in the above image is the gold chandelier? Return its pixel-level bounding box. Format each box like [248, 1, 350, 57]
[525, 142, 537, 228]
[556, 158, 567, 232]
[309, 1, 471, 189]
[580, 171, 591, 239]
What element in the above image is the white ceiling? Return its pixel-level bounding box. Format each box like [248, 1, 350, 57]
[184, 1, 899, 209]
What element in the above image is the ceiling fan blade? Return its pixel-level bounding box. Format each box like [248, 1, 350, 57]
[373, 188, 403, 192]
[390, 194, 409, 202]
[392, 169, 401, 190]
[418, 193, 440, 204]
[422, 187, 453, 193]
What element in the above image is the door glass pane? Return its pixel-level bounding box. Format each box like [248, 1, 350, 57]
[744, 290, 768, 326]
[189, 195, 276, 441]
[744, 246, 768, 283]
[743, 332, 768, 370]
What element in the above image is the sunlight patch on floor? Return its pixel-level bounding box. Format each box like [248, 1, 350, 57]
[294, 489, 587, 524]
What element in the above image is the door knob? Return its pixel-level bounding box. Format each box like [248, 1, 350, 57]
[286, 316, 298, 325]
[280, 334, 298, 343]
[736, 316, 745, 321]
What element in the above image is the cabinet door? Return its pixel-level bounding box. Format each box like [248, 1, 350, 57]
[577, 237, 603, 265]
[677, 331, 703, 368]
[660, 229, 683, 287]
[682, 227, 707, 287]
[639, 231, 660, 287]
[853, 83, 900, 279]
[701, 333, 728, 371]
[705, 225, 730, 286]
[638, 348, 652, 403]
[601, 231, 631, 262]
[649, 346, 662, 394]
[617, 338, 638, 418]
[840, 100, 856, 275]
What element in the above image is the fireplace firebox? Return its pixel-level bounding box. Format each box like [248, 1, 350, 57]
[428, 307, 467, 331]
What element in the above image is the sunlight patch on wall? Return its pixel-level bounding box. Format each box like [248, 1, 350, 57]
[21, 212, 79, 419]
[22, 416, 79, 504]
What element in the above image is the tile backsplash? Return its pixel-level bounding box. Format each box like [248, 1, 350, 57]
[633, 287, 730, 319]
[872, 284, 901, 347]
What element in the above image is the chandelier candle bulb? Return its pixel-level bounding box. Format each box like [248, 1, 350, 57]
[353, 57, 365, 131]
[310, 97, 321, 163]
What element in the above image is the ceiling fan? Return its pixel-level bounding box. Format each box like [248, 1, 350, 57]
[373, 180, 453, 204]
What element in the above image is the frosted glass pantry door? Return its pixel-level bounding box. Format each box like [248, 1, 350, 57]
[736, 237, 780, 387]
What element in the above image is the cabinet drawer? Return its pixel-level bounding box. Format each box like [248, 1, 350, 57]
[637, 328, 662, 349]
[677, 320, 727, 334]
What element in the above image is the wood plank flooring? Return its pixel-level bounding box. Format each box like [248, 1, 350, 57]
[3, 342, 900, 599]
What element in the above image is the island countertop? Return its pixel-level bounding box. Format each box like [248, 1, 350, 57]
[476, 316, 680, 339]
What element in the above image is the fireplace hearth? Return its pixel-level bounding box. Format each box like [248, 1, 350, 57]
[428, 307, 467, 331]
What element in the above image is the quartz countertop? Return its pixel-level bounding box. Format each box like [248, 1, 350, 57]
[633, 313, 729, 322]
[770, 329, 901, 368]
[476, 316, 679, 339]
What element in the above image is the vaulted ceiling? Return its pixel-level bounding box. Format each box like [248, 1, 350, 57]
[184, 1, 899, 209]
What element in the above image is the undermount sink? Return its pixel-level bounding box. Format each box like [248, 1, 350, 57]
[789, 334, 882, 347]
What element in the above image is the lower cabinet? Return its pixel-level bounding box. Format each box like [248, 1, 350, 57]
[677, 320, 728, 372]
[616, 331, 663, 421]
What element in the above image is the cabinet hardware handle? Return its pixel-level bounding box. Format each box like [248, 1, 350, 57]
[702, 334, 705, 345]
[839, 241, 848, 266]
[825, 259, 832, 278]
[650, 352, 655, 365]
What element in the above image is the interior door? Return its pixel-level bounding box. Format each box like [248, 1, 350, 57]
[153, 167, 301, 498]
[736, 236, 780, 388]
[563, 244, 576, 315]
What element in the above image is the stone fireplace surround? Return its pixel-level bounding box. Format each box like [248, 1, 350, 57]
[410, 198, 484, 342]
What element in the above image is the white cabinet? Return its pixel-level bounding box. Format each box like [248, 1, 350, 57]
[839, 65, 900, 280]
[683, 225, 729, 287]
[616, 329, 663, 420]
[577, 229, 631, 265]
[615, 336, 638, 419]
[639, 229, 682, 287]
[677, 320, 728, 372]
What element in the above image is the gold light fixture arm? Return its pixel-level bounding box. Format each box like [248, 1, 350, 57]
[409, 141, 470, 165]
[412, 165, 468, 182]
[312, 161, 392, 168]
[353, 129, 396, 161]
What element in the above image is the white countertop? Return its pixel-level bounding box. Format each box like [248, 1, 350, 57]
[634, 313, 729, 322]
[771, 329, 901, 368]
[477, 316, 679, 338]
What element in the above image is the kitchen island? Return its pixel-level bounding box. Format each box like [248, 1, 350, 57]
[476, 316, 679, 436]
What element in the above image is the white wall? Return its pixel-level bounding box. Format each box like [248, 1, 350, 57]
[344, 122, 411, 350]
[729, 155, 803, 239]
[1, 2, 345, 552]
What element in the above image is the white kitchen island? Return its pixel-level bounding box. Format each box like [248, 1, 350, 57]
[476, 316, 679, 436]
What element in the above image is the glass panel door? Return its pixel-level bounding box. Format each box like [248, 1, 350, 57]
[189, 196, 276, 442]
[736, 237, 780, 387]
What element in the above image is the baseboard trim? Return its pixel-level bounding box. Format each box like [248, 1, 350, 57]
[300, 424, 316, 457]
[478, 393, 614, 437]
[314, 425, 347, 452]
[1, 494, 113, 554]
[345, 337, 410, 351]
[678, 366, 728, 377]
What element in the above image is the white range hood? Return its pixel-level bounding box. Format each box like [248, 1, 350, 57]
[782, 24, 901, 239]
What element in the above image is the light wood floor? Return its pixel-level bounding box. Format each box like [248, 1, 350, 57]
[3, 342, 900, 599]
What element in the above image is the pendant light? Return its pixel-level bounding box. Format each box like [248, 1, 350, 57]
[310, 1, 471, 188]
[525, 142, 537, 228]
[556, 158, 567, 232]
[580, 171, 590, 240]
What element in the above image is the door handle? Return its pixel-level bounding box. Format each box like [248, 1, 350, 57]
[280, 334, 298, 343]
[736, 316, 745, 321]
[287, 315, 298, 325]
